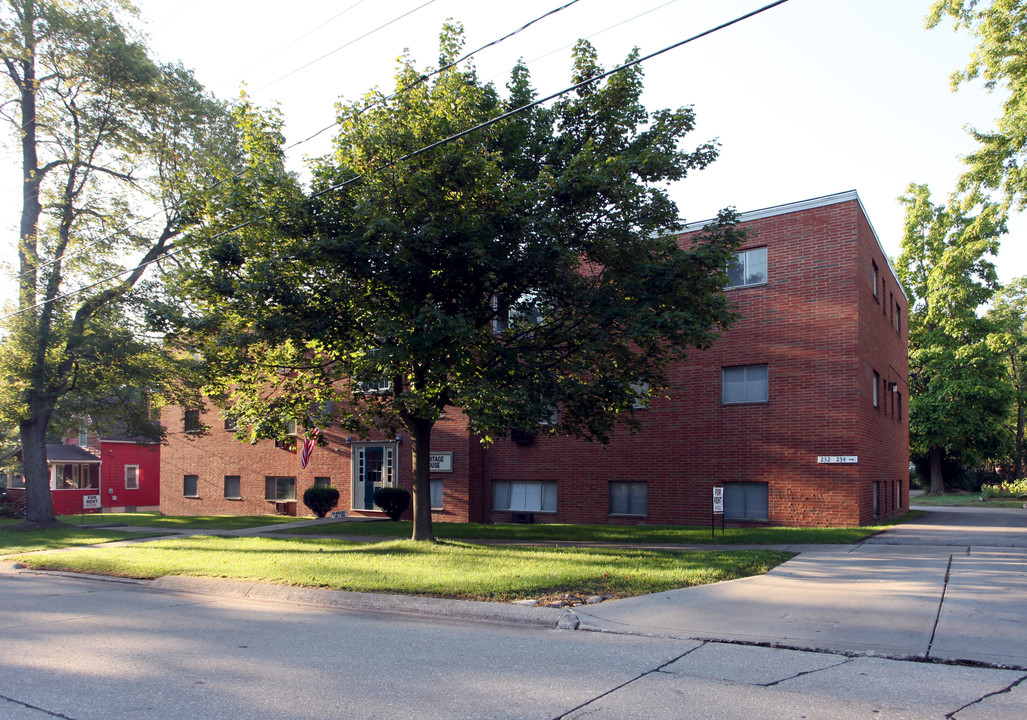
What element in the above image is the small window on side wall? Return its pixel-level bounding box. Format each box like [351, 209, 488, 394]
[430, 479, 444, 509]
[610, 481, 647, 516]
[183, 474, 199, 497]
[872, 371, 880, 408]
[722, 364, 768, 404]
[184, 409, 201, 433]
[314, 477, 332, 488]
[224, 475, 241, 499]
[726, 247, 767, 289]
[724, 482, 768, 521]
[125, 465, 139, 490]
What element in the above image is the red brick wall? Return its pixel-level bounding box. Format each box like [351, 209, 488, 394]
[159, 193, 909, 528]
[478, 197, 909, 527]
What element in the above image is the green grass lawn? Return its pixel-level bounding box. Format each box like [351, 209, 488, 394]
[73, 512, 310, 530]
[911, 494, 1025, 508]
[8, 535, 792, 602]
[271, 517, 916, 544]
[0, 519, 161, 555]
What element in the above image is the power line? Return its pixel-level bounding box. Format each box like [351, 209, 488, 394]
[16, 0, 587, 282]
[251, 0, 440, 96]
[1, 0, 791, 322]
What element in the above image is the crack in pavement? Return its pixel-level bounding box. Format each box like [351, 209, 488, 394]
[947, 673, 1027, 718]
[550, 642, 707, 720]
[1, 692, 81, 719]
[926, 553, 953, 660]
[759, 656, 856, 687]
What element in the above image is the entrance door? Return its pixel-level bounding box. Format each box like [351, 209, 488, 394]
[354, 445, 395, 510]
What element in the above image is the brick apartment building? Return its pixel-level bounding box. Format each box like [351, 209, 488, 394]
[160, 190, 909, 527]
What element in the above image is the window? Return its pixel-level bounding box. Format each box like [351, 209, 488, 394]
[896, 392, 902, 421]
[125, 465, 139, 490]
[356, 379, 392, 394]
[895, 302, 901, 333]
[493, 292, 544, 333]
[493, 480, 557, 513]
[430, 479, 444, 509]
[314, 476, 332, 488]
[224, 416, 237, 432]
[630, 382, 651, 410]
[183, 474, 198, 497]
[724, 482, 768, 521]
[872, 371, 880, 408]
[722, 364, 768, 404]
[224, 475, 241, 499]
[872, 261, 879, 300]
[610, 481, 647, 516]
[53, 463, 98, 490]
[726, 247, 767, 289]
[265, 476, 296, 501]
[184, 409, 201, 433]
[78, 427, 88, 447]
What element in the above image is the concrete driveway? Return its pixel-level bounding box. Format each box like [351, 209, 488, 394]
[573, 505, 1027, 669]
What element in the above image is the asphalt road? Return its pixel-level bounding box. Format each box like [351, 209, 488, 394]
[0, 504, 1024, 719]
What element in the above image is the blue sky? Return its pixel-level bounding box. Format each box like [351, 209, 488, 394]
[2, 0, 1020, 302]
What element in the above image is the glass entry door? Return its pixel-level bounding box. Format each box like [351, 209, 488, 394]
[354, 445, 395, 510]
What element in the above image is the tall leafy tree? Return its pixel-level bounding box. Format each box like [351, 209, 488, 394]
[177, 28, 744, 541]
[928, 0, 1027, 208]
[987, 277, 1027, 478]
[0, 0, 228, 525]
[897, 183, 1011, 493]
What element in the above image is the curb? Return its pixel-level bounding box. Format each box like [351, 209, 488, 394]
[148, 575, 580, 629]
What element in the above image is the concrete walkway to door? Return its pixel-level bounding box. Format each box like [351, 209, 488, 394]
[572, 505, 1027, 669]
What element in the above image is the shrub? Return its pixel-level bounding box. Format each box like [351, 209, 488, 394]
[981, 478, 1027, 499]
[302, 486, 340, 518]
[373, 486, 410, 521]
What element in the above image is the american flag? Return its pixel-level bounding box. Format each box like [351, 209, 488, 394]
[300, 428, 320, 469]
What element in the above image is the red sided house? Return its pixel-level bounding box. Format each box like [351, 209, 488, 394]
[160, 190, 909, 527]
[3, 434, 160, 516]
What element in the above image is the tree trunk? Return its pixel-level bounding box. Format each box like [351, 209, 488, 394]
[407, 417, 435, 541]
[1015, 401, 1024, 480]
[20, 396, 57, 526]
[929, 444, 945, 495]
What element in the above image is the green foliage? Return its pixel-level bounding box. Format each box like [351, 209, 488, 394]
[302, 486, 340, 518]
[928, 0, 1027, 209]
[898, 184, 1011, 492]
[171, 26, 744, 541]
[986, 277, 1027, 477]
[981, 477, 1027, 497]
[373, 487, 411, 521]
[0, 0, 233, 523]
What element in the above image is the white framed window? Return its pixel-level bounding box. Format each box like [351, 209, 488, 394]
[356, 379, 392, 394]
[224, 475, 241, 499]
[430, 479, 444, 509]
[493, 480, 557, 513]
[125, 465, 139, 490]
[78, 428, 88, 447]
[722, 364, 768, 404]
[726, 247, 767, 289]
[183, 474, 199, 497]
[610, 481, 647, 516]
[724, 482, 768, 521]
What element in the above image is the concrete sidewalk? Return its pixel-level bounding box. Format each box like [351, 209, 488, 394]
[573, 507, 1027, 669]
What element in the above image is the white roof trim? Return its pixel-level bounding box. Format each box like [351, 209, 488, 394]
[678, 190, 907, 301]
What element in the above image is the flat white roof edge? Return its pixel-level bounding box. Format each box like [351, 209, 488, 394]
[677, 190, 907, 301]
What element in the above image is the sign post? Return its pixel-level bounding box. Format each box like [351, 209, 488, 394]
[712, 486, 724, 538]
[81, 494, 102, 524]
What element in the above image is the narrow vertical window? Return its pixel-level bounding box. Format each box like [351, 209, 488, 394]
[184, 409, 201, 433]
[872, 371, 880, 408]
[872, 261, 879, 300]
[125, 465, 139, 490]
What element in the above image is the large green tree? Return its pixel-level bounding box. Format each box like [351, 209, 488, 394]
[177, 29, 744, 541]
[897, 183, 1011, 493]
[0, 0, 227, 525]
[987, 276, 1027, 478]
[928, 0, 1027, 208]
